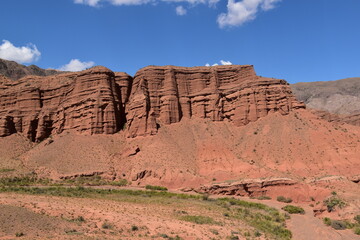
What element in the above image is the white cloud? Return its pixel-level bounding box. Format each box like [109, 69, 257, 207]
[74, 0, 281, 28]
[176, 5, 187, 15]
[0, 40, 41, 64]
[217, 0, 281, 28]
[205, 60, 232, 66]
[220, 60, 232, 65]
[74, 0, 218, 7]
[59, 59, 95, 72]
[74, 0, 101, 7]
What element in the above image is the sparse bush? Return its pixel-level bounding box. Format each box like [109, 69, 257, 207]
[111, 179, 128, 186]
[145, 185, 168, 191]
[354, 227, 360, 235]
[75, 216, 85, 222]
[277, 196, 292, 203]
[254, 230, 262, 237]
[331, 220, 347, 230]
[256, 196, 271, 200]
[202, 193, 210, 201]
[354, 215, 360, 224]
[131, 225, 139, 231]
[324, 196, 346, 212]
[15, 232, 24, 237]
[282, 205, 305, 214]
[102, 221, 113, 229]
[227, 235, 239, 240]
[323, 217, 331, 226]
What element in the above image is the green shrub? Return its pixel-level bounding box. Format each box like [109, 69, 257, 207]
[0, 168, 15, 173]
[256, 196, 271, 200]
[15, 232, 24, 237]
[331, 220, 347, 230]
[324, 196, 346, 212]
[145, 185, 168, 191]
[131, 225, 139, 231]
[354, 215, 360, 224]
[323, 217, 331, 226]
[282, 205, 305, 214]
[254, 230, 262, 237]
[354, 227, 360, 235]
[179, 215, 215, 225]
[111, 179, 128, 186]
[102, 221, 113, 229]
[277, 196, 292, 203]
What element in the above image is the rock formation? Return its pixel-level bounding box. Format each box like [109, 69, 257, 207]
[126, 65, 305, 137]
[0, 64, 305, 141]
[0, 58, 61, 80]
[0, 67, 132, 141]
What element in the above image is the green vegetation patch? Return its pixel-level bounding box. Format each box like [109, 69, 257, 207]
[0, 186, 292, 240]
[216, 198, 292, 240]
[282, 205, 305, 214]
[276, 196, 293, 203]
[179, 215, 216, 225]
[323, 195, 346, 212]
[145, 185, 168, 191]
[0, 168, 15, 173]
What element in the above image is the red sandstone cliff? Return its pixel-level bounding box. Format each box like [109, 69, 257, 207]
[0, 64, 305, 141]
[126, 65, 305, 137]
[0, 67, 132, 141]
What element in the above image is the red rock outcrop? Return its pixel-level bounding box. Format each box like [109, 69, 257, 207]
[0, 67, 131, 141]
[196, 178, 298, 197]
[126, 65, 305, 137]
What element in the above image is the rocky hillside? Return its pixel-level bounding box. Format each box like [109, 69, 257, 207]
[0, 58, 61, 80]
[291, 77, 360, 115]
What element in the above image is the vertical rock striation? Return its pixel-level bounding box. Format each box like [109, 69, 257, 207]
[0, 67, 132, 141]
[126, 65, 305, 137]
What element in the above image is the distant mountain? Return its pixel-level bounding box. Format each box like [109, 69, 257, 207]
[0, 58, 62, 80]
[291, 77, 360, 115]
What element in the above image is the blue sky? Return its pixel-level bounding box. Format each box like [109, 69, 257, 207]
[0, 0, 360, 83]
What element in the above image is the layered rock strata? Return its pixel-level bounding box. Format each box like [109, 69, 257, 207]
[0, 64, 305, 140]
[0, 67, 131, 141]
[196, 178, 298, 197]
[126, 65, 305, 137]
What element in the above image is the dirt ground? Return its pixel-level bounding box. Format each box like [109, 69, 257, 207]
[0, 188, 359, 240]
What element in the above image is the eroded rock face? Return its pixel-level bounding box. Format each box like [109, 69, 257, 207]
[196, 178, 298, 197]
[0, 67, 132, 141]
[0, 64, 304, 141]
[126, 65, 305, 137]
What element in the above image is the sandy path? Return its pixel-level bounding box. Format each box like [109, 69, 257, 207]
[238, 198, 359, 240]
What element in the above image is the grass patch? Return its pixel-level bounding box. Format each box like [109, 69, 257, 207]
[0, 175, 128, 187]
[179, 215, 216, 225]
[0, 168, 15, 173]
[0, 186, 291, 240]
[276, 196, 292, 203]
[217, 198, 292, 240]
[255, 196, 271, 200]
[282, 205, 305, 214]
[145, 185, 168, 191]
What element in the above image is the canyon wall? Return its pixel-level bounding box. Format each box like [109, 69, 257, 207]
[0, 67, 131, 141]
[0, 64, 305, 141]
[126, 65, 305, 137]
